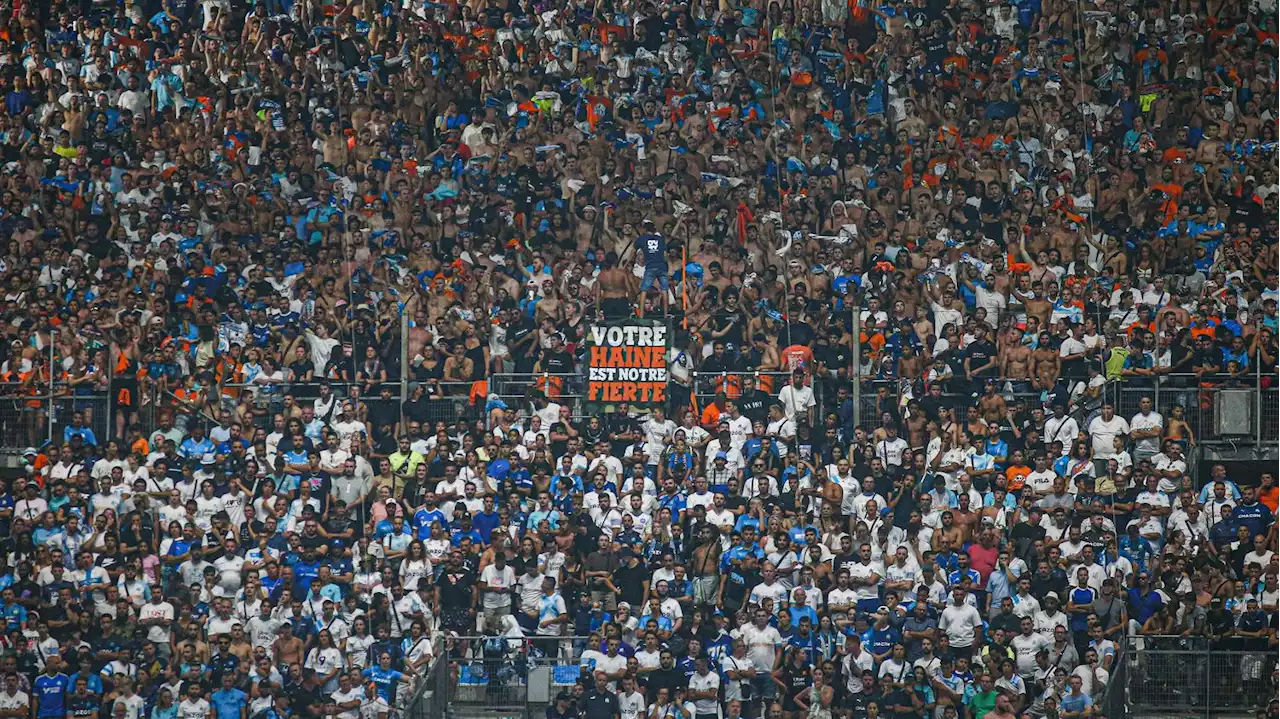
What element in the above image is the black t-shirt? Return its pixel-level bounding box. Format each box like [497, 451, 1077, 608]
[787, 321, 815, 349]
[67, 693, 100, 718]
[299, 531, 329, 553]
[289, 359, 315, 381]
[435, 569, 476, 610]
[833, 553, 858, 578]
[721, 565, 760, 607]
[582, 690, 620, 719]
[366, 400, 399, 440]
[542, 349, 574, 375]
[582, 421, 608, 446]
[95, 552, 126, 576]
[645, 667, 684, 705]
[737, 389, 772, 424]
[711, 308, 746, 347]
[1192, 348, 1221, 374]
[1010, 521, 1046, 563]
[508, 318, 538, 357]
[613, 560, 650, 607]
[607, 413, 638, 456]
[324, 516, 359, 541]
[965, 340, 998, 377]
[823, 341, 853, 375]
[289, 685, 325, 719]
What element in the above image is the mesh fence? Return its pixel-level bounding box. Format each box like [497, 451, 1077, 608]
[405, 636, 593, 719]
[1125, 636, 1276, 716]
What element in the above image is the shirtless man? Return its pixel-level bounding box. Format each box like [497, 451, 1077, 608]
[272, 622, 304, 668]
[978, 383, 1009, 425]
[1031, 334, 1061, 387]
[951, 494, 980, 543]
[933, 517, 965, 554]
[689, 525, 723, 606]
[597, 251, 634, 319]
[905, 403, 929, 452]
[1001, 330, 1034, 392]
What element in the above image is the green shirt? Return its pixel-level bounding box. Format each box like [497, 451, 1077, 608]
[966, 689, 999, 719]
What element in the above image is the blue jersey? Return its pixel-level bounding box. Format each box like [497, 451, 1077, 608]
[210, 688, 248, 719]
[362, 666, 404, 701]
[413, 508, 447, 535]
[1, 602, 27, 631]
[34, 673, 69, 717]
[292, 560, 321, 596]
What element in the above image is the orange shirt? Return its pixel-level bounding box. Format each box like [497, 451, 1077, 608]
[1259, 486, 1278, 514]
[1005, 464, 1031, 492]
[781, 345, 816, 373]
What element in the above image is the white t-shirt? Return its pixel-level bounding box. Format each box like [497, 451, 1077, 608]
[179, 698, 211, 719]
[1088, 415, 1130, 459]
[848, 560, 883, 601]
[1026, 470, 1058, 495]
[306, 647, 344, 677]
[749, 580, 788, 608]
[735, 623, 782, 671]
[1128, 411, 1163, 455]
[620, 691, 648, 719]
[330, 688, 363, 719]
[593, 653, 627, 690]
[1059, 336, 1086, 360]
[876, 437, 910, 467]
[159, 503, 189, 527]
[213, 556, 245, 593]
[114, 694, 146, 719]
[0, 691, 28, 714]
[778, 384, 816, 421]
[479, 564, 516, 609]
[359, 696, 390, 719]
[1011, 632, 1051, 675]
[247, 616, 280, 650]
[194, 495, 225, 530]
[688, 671, 721, 715]
[939, 602, 983, 647]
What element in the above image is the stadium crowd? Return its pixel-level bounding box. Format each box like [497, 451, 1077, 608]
[0, 0, 1276, 717]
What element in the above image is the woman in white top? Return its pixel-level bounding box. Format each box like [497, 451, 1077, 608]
[304, 629, 345, 693]
[345, 617, 375, 669]
[250, 478, 279, 523]
[399, 541, 432, 591]
[424, 524, 452, 575]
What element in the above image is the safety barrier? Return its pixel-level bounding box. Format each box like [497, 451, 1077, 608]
[1123, 634, 1276, 717]
[405, 635, 595, 719]
[851, 373, 1278, 450]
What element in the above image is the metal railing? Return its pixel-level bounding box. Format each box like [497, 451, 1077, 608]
[406, 635, 593, 719]
[1094, 638, 1125, 719]
[404, 636, 448, 719]
[489, 369, 823, 427]
[0, 381, 112, 451]
[1123, 634, 1277, 717]
[850, 373, 1278, 449]
[489, 373, 587, 418]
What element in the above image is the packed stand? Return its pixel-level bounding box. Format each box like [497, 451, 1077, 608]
[0, 0, 1278, 716]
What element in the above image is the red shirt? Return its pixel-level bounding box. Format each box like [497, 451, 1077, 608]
[968, 542, 999, 584]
